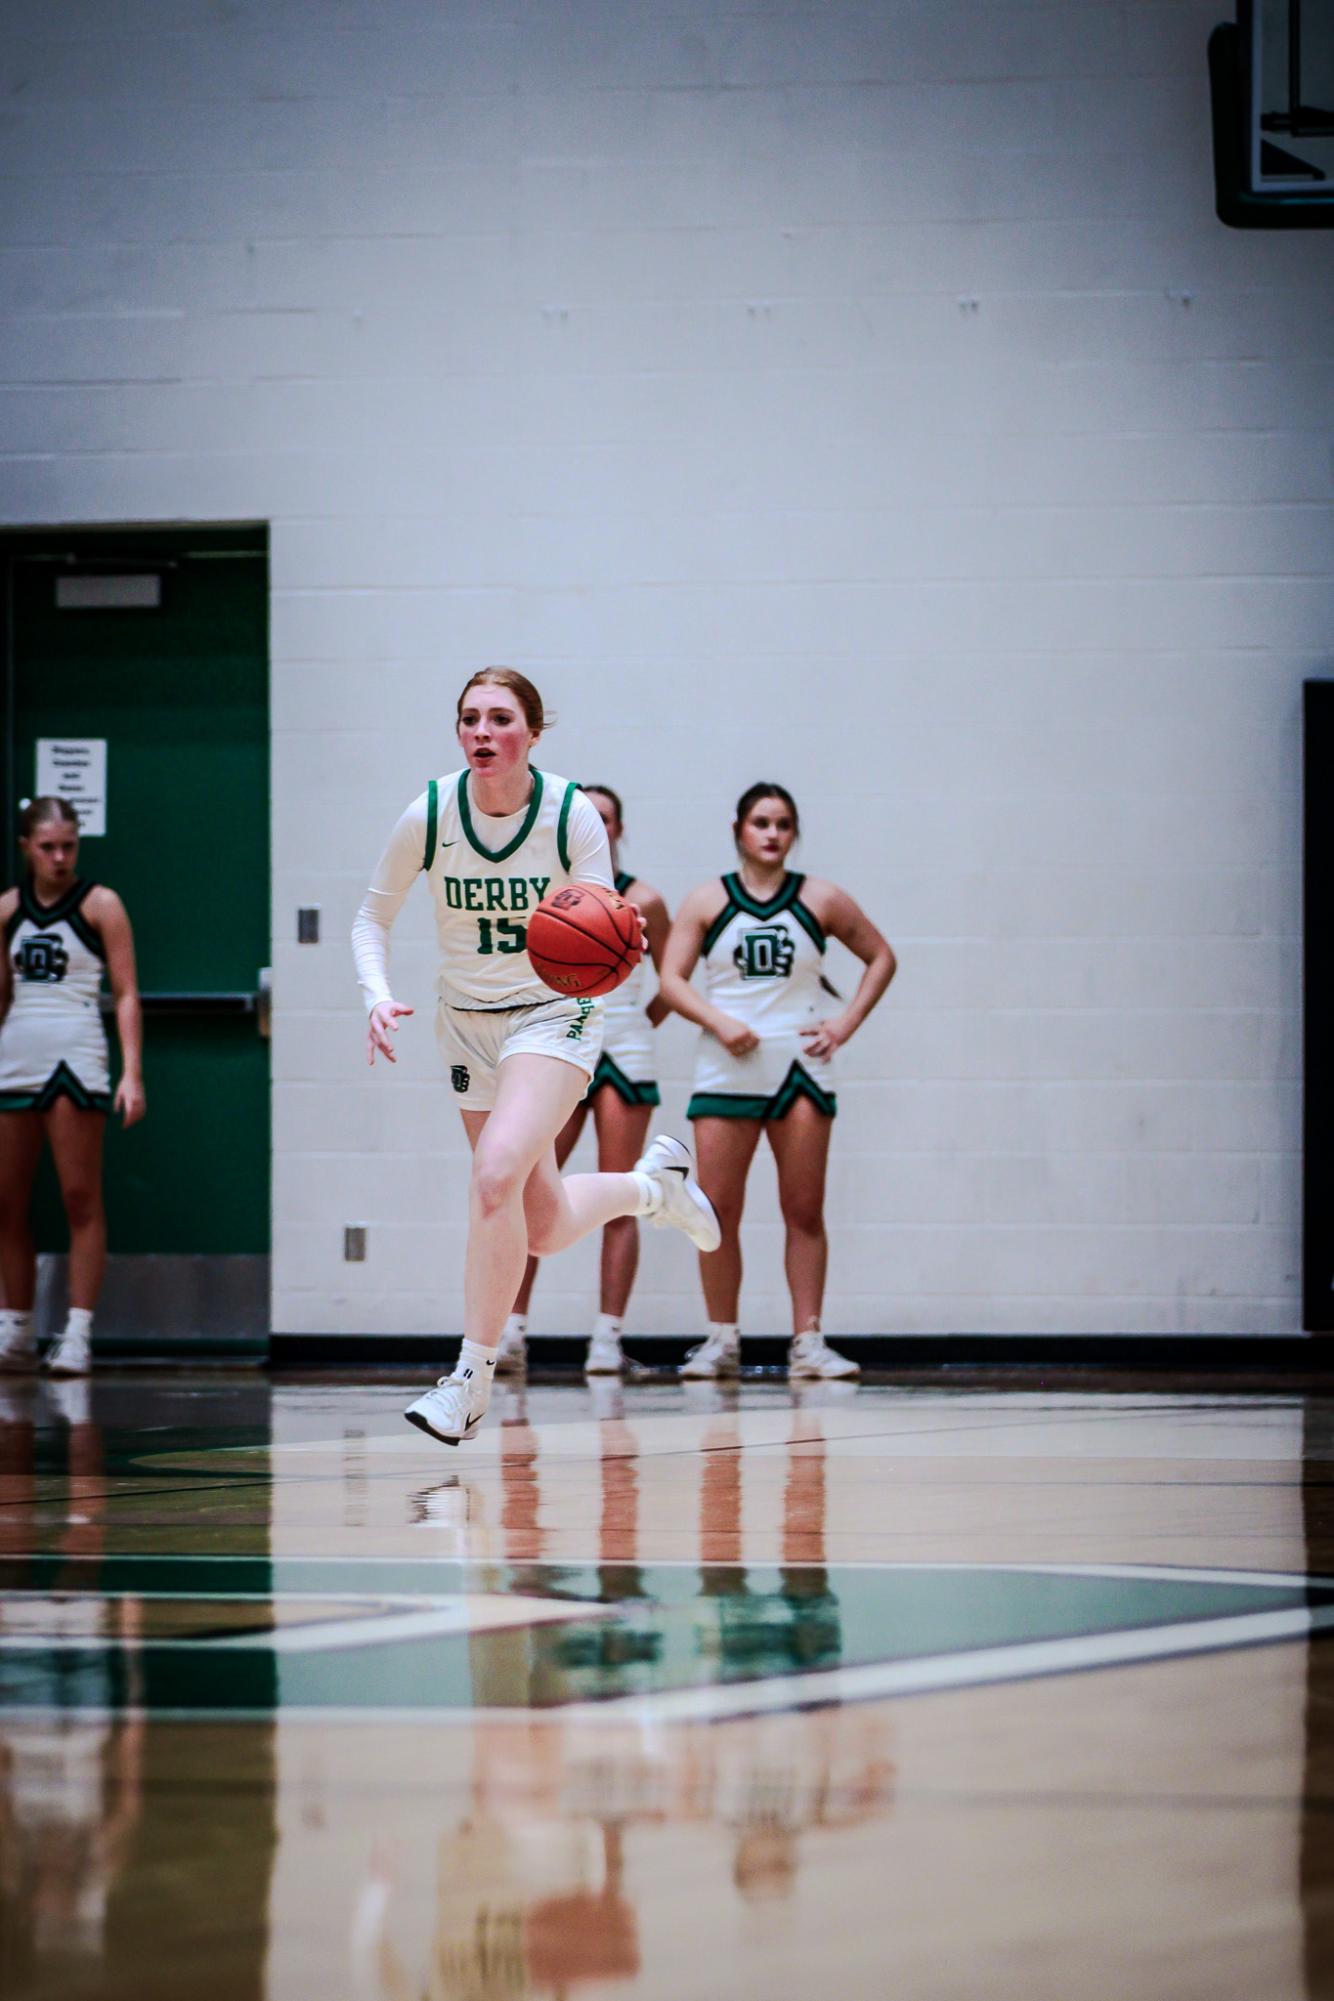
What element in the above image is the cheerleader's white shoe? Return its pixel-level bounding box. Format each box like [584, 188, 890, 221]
[679, 1326, 741, 1379]
[787, 1331, 859, 1380]
[0, 1323, 37, 1375]
[44, 1326, 92, 1378]
[585, 1314, 624, 1376]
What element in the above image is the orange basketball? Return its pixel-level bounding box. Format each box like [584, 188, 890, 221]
[527, 882, 643, 999]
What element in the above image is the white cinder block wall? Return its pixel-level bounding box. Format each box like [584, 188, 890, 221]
[1, 0, 1330, 1336]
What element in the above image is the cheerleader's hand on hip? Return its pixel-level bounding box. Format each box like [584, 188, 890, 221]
[114, 1074, 146, 1127]
[368, 1000, 414, 1065]
[800, 1016, 849, 1062]
[714, 1013, 760, 1058]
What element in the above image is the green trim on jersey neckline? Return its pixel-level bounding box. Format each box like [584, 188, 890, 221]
[725, 869, 804, 919]
[18, 875, 95, 934]
[556, 779, 578, 874]
[702, 871, 825, 959]
[457, 767, 546, 864]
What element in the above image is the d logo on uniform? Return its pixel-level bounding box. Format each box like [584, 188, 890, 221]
[450, 1065, 471, 1094]
[735, 926, 795, 980]
[17, 935, 68, 983]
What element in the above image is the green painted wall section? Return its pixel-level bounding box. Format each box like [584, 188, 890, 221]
[4, 529, 270, 1255]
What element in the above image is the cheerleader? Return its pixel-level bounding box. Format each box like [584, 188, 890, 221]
[0, 797, 145, 1377]
[659, 783, 895, 1379]
[353, 670, 718, 1446]
[499, 784, 670, 1378]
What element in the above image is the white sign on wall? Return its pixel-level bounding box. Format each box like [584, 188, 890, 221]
[35, 739, 107, 837]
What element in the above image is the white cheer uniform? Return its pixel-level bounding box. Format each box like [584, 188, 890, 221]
[353, 767, 613, 1110]
[687, 871, 836, 1122]
[585, 869, 660, 1107]
[0, 878, 111, 1113]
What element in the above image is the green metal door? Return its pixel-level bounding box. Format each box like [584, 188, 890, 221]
[3, 527, 270, 1347]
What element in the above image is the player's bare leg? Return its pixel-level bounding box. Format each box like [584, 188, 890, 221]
[768, 1100, 857, 1380]
[501, 1099, 587, 1373]
[0, 1112, 43, 1371]
[683, 1115, 762, 1377]
[584, 1092, 654, 1374]
[406, 1056, 714, 1444]
[41, 1100, 107, 1375]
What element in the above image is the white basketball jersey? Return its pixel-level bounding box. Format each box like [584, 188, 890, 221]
[698, 872, 827, 1032]
[425, 768, 612, 1008]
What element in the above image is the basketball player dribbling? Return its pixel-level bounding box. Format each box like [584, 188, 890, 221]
[352, 669, 720, 1445]
[659, 782, 896, 1381]
[499, 783, 670, 1379]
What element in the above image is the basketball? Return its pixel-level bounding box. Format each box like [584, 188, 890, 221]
[527, 882, 643, 998]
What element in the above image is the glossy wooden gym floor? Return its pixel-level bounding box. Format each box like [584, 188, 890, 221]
[3, 1370, 1334, 1999]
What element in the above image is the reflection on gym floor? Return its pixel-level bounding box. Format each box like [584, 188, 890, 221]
[1, 1375, 1333, 1999]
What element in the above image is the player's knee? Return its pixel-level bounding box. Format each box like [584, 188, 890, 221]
[62, 1184, 102, 1233]
[470, 1151, 525, 1219]
[780, 1195, 825, 1238]
[709, 1189, 745, 1234]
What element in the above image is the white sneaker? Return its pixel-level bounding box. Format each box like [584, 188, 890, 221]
[787, 1332, 859, 1380]
[585, 1329, 623, 1376]
[494, 1317, 528, 1376]
[404, 1363, 492, 1446]
[636, 1135, 721, 1253]
[679, 1328, 741, 1379]
[44, 1327, 91, 1378]
[0, 1325, 37, 1375]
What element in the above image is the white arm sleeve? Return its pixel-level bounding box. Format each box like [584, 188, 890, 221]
[351, 794, 429, 1014]
[565, 793, 615, 890]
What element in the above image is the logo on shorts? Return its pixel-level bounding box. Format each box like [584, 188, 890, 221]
[736, 926, 795, 980]
[450, 1065, 471, 1093]
[565, 998, 596, 1041]
[16, 935, 68, 983]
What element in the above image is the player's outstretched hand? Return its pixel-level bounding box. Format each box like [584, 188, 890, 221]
[800, 1017, 849, 1062]
[368, 1000, 414, 1066]
[715, 1013, 760, 1058]
[114, 1075, 146, 1127]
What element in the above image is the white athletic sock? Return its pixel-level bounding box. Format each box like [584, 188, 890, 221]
[502, 1315, 527, 1338]
[708, 1321, 739, 1343]
[63, 1307, 94, 1340]
[592, 1313, 623, 1338]
[459, 1336, 498, 1371]
[630, 1171, 661, 1217]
